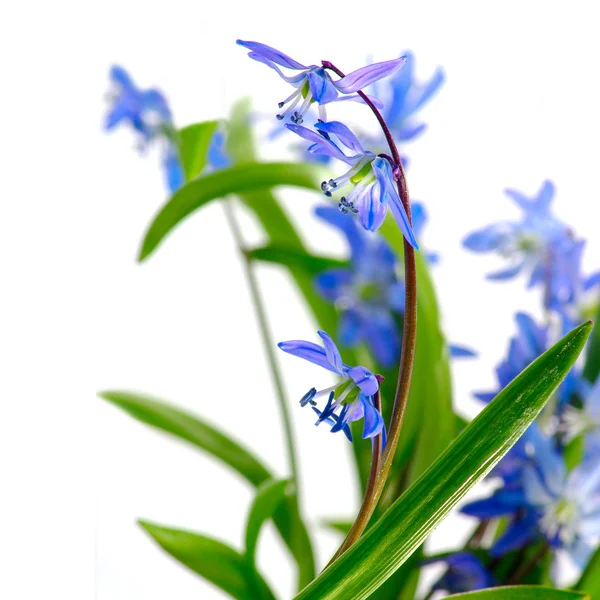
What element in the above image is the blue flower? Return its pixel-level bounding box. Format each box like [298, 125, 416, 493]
[314, 206, 405, 367]
[105, 65, 184, 192]
[463, 181, 582, 310]
[286, 120, 418, 245]
[424, 552, 494, 594]
[237, 40, 405, 122]
[474, 313, 548, 404]
[561, 376, 600, 449]
[373, 51, 445, 143]
[278, 330, 384, 440]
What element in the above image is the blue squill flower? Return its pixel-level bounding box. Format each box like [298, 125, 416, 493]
[278, 330, 383, 440]
[374, 51, 445, 143]
[314, 205, 405, 367]
[105, 65, 184, 192]
[463, 181, 580, 310]
[286, 120, 418, 245]
[237, 40, 405, 122]
[424, 552, 494, 594]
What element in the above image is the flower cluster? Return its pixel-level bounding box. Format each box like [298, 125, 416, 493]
[237, 40, 418, 245]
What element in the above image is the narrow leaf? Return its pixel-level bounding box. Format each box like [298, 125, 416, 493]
[99, 390, 270, 486]
[248, 244, 348, 274]
[294, 322, 592, 600]
[321, 520, 353, 536]
[583, 307, 600, 382]
[447, 586, 589, 599]
[139, 520, 275, 600]
[178, 121, 219, 181]
[99, 391, 313, 586]
[138, 162, 319, 261]
[575, 546, 600, 597]
[245, 479, 289, 570]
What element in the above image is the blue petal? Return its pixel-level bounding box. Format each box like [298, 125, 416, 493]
[207, 130, 231, 170]
[278, 339, 340, 374]
[246, 52, 307, 84]
[331, 93, 385, 109]
[315, 205, 366, 258]
[372, 157, 418, 248]
[463, 224, 510, 252]
[360, 395, 384, 438]
[314, 268, 353, 303]
[334, 57, 407, 93]
[584, 271, 600, 290]
[163, 148, 185, 192]
[384, 52, 414, 126]
[533, 180, 555, 211]
[411, 202, 427, 238]
[395, 121, 428, 141]
[357, 174, 387, 232]
[307, 69, 339, 104]
[474, 391, 497, 403]
[285, 124, 349, 163]
[338, 310, 364, 347]
[407, 67, 445, 115]
[491, 518, 537, 556]
[347, 366, 378, 396]
[461, 494, 521, 519]
[363, 311, 400, 368]
[314, 121, 364, 155]
[236, 40, 308, 70]
[318, 330, 344, 373]
[486, 260, 526, 280]
[104, 102, 130, 130]
[110, 65, 135, 89]
[449, 344, 477, 358]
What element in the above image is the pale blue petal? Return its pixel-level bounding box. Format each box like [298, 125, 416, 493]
[278, 339, 339, 374]
[307, 69, 339, 104]
[338, 310, 364, 347]
[236, 40, 307, 70]
[486, 260, 526, 280]
[315, 121, 364, 154]
[314, 269, 353, 302]
[285, 124, 349, 162]
[406, 68, 445, 115]
[334, 57, 407, 93]
[491, 519, 537, 556]
[246, 52, 307, 84]
[332, 93, 385, 109]
[463, 223, 511, 252]
[450, 344, 477, 358]
[363, 311, 400, 368]
[318, 330, 344, 373]
[395, 121, 428, 141]
[360, 395, 384, 438]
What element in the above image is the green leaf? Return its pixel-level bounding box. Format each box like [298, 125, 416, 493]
[138, 162, 319, 261]
[247, 244, 348, 274]
[99, 390, 270, 486]
[99, 391, 314, 587]
[447, 587, 589, 599]
[293, 322, 592, 600]
[379, 219, 455, 485]
[139, 520, 275, 600]
[178, 121, 219, 181]
[321, 520, 353, 536]
[575, 545, 600, 597]
[583, 307, 600, 382]
[245, 479, 288, 570]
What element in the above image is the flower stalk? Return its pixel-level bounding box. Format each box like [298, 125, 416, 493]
[322, 60, 418, 557]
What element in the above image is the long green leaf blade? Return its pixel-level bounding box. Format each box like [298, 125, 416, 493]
[139, 520, 275, 600]
[294, 322, 592, 600]
[138, 162, 319, 261]
[447, 587, 589, 599]
[178, 121, 219, 181]
[99, 391, 313, 586]
[247, 244, 348, 274]
[245, 479, 288, 571]
[99, 390, 270, 485]
[575, 546, 600, 597]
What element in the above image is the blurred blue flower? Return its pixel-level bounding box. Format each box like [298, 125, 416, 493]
[286, 120, 418, 245]
[237, 40, 405, 122]
[314, 206, 405, 367]
[561, 376, 600, 449]
[104, 65, 184, 192]
[278, 330, 383, 440]
[463, 181, 582, 311]
[425, 552, 494, 594]
[375, 51, 445, 143]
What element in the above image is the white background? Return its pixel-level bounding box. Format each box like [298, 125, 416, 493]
[1, 1, 599, 598]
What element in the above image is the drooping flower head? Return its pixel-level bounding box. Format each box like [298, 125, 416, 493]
[286, 120, 418, 246]
[104, 65, 184, 192]
[236, 40, 406, 123]
[463, 181, 583, 311]
[278, 330, 384, 440]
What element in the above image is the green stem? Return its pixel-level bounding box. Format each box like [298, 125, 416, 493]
[222, 199, 300, 488]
